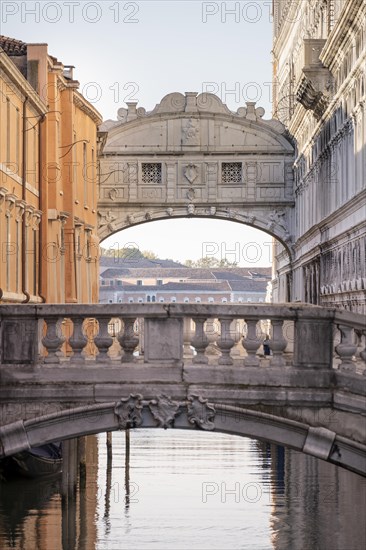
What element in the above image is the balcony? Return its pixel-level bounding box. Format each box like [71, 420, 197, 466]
[295, 39, 334, 120]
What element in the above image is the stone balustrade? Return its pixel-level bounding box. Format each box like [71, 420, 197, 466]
[0, 303, 364, 373]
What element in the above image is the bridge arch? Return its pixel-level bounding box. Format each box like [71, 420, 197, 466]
[99, 213, 293, 260]
[1, 398, 365, 477]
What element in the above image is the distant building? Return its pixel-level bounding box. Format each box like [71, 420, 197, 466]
[99, 258, 271, 303]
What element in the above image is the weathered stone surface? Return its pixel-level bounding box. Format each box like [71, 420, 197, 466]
[0, 303, 365, 475]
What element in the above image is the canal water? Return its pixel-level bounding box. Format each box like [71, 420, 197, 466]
[0, 430, 365, 549]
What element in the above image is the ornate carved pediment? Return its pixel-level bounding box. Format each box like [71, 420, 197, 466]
[102, 93, 294, 154]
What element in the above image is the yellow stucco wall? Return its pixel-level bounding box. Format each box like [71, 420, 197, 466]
[0, 42, 102, 304]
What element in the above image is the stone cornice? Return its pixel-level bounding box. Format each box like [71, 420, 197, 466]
[74, 91, 103, 125]
[292, 190, 366, 256]
[0, 48, 47, 114]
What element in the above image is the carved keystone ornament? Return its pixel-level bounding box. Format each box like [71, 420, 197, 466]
[148, 394, 181, 429]
[114, 394, 216, 431]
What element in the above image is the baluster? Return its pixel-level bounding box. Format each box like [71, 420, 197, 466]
[269, 320, 287, 367]
[183, 317, 194, 360]
[191, 317, 209, 364]
[242, 319, 261, 366]
[42, 317, 65, 364]
[354, 330, 366, 374]
[231, 320, 244, 359]
[361, 336, 366, 375]
[94, 317, 113, 363]
[359, 331, 366, 374]
[69, 316, 87, 363]
[205, 318, 220, 358]
[217, 318, 235, 365]
[118, 318, 139, 363]
[335, 325, 357, 372]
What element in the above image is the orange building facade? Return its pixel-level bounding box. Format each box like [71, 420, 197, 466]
[0, 37, 103, 303]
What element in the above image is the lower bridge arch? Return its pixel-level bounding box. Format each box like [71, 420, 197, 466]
[0, 396, 365, 476]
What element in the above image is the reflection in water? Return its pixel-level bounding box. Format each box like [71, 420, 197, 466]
[0, 430, 365, 549]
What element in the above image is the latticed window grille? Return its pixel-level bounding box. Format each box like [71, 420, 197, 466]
[222, 162, 242, 183]
[141, 163, 162, 183]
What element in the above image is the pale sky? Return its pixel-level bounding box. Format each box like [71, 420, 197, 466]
[2, 0, 274, 266]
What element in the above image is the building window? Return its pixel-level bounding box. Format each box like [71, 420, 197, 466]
[138, 298, 143, 303]
[247, 298, 252, 302]
[157, 279, 163, 285]
[101, 280, 105, 286]
[195, 297, 201, 303]
[208, 297, 214, 303]
[142, 163, 162, 183]
[83, 142, 88, 205]
[152, 295, 156, 302]
[117, 280, 122, 286]
[222, 162, 242, 183]
[118, 299, 122, 303]
[222, 298, 228, 303]
[184, 297, 189, 303]
[159, 298, 164, 303]
[147, 295, 156, 302]
[238, 297, 243, 303]
[110, 280, 114, 286]
[15, 107, 20, 172]
[171, 297, 176, 303]
[137, 280, 143, 286]
[128, 298, 134, 303]
[91, 148, 95, 209]
[108, 299, 113, 303]
[6, 98, 11, 164]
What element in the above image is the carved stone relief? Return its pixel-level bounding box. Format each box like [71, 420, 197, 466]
[98, 210, 117, 232]
[184, 164, 198, 184]
[187, 395, 215, 430]
[113, 394, 216, 432]
[114, 394, 143, 428]
[182, 118, 200, 145]
[148, 395, 181, 428]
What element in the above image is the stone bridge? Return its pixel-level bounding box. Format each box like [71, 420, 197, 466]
[0, 304, 365, 475]
[98, 92, 295, 255]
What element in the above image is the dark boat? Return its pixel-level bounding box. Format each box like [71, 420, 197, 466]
[9, 442, 62, 478]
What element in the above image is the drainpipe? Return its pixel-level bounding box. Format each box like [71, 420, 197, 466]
[38, 114, 46, 302]
[21, 97, 30, 303]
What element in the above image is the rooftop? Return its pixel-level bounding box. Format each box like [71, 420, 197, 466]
[0, 36, 27, 56]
